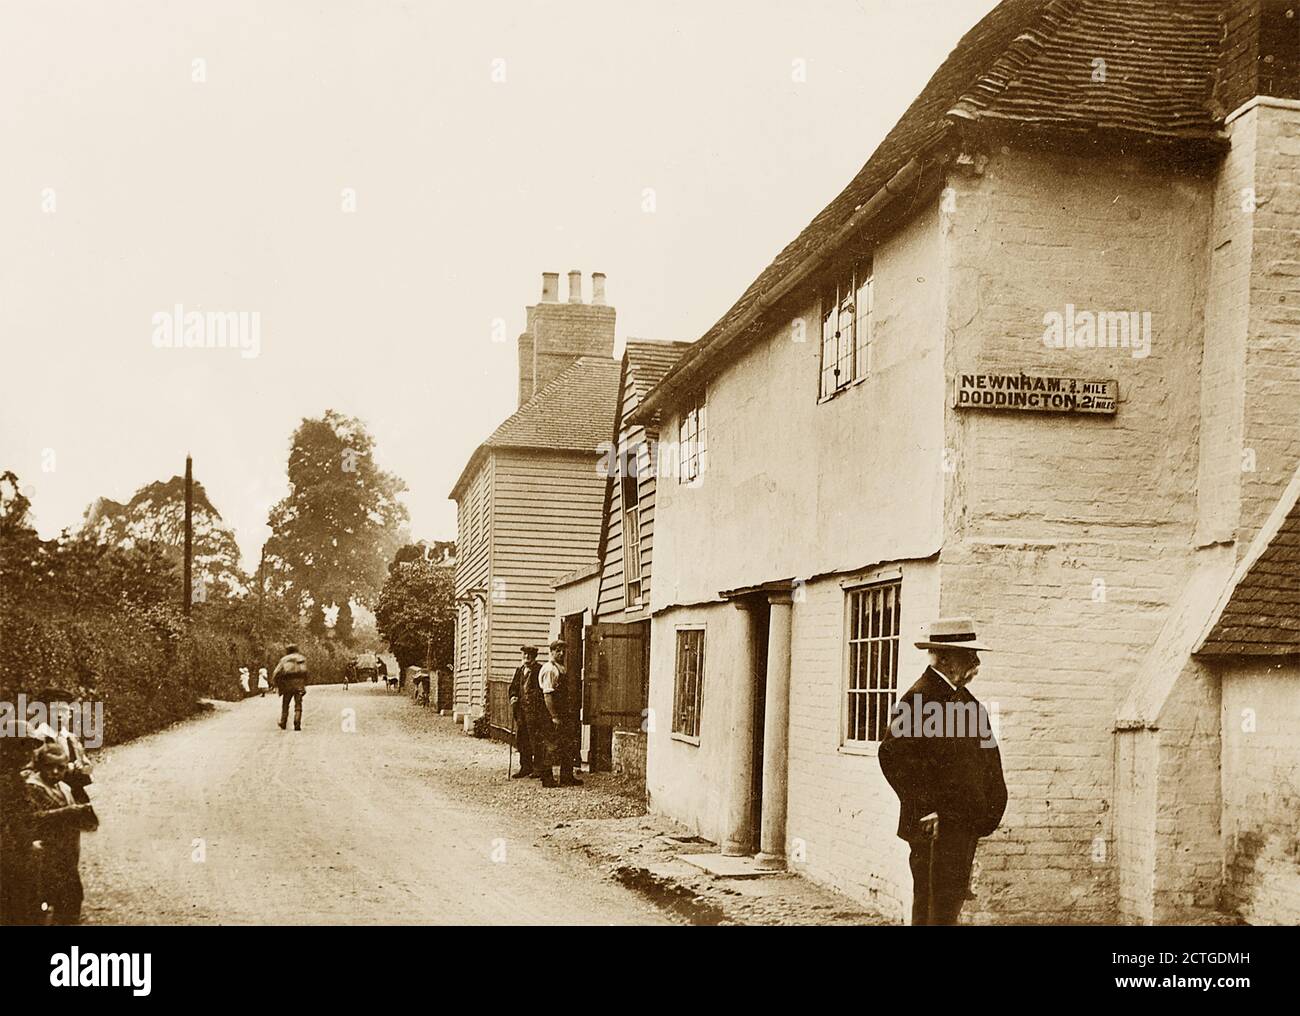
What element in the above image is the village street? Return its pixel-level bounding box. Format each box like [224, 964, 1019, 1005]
[78, 685, 670, 925]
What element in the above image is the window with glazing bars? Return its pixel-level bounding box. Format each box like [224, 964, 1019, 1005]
[819, 259, 873, 399]
[621, 466, 642, 603]
[678, 391, 707, 484]
[673, 628, 705, 738]
[845, 580, 900, 744]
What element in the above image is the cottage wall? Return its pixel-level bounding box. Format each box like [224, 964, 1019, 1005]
[940, 145, 1214, 921]
[1220, 658, 1300, 924]
[649, 203, 948, 613]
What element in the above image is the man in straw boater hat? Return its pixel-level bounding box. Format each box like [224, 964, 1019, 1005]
[878, 617, 1007, 926]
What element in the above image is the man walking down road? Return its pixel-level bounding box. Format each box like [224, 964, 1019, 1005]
[878, 617, 1007, 926]
[531, 640, 582, 788]
[508, 646, 540, 779]
[272, 644, 310, 731]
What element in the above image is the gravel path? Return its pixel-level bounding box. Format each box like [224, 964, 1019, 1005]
[78, 684, 669, 925]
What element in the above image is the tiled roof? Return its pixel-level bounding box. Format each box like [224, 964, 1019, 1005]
[450, 356, 621, 498]
[1200, 470, 1300, 656]
[950, 0, 1225, 141]
[638, 0, 1229, 418]
[624, 339, 694, 404]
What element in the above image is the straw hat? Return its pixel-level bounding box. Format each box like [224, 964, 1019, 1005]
[914, 617, 992, 652]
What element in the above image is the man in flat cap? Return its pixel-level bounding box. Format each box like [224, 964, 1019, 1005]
[508, 646, 540, 779]
[878, 617, 1007, 926]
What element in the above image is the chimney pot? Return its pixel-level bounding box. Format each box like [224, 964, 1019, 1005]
[567, 270, 583, 303]
[592, 272, 607, 305]
[541, 272, 559, 303]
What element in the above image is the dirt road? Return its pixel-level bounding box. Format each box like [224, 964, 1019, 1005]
[79, 684, 669, 925]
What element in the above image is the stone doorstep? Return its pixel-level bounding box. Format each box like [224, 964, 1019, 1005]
[677, 853, 786, 879]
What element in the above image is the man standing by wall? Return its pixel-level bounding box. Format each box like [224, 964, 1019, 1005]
[509, 646, 540, 779]
[878, 618, 1006, 926]
[272, 643, 309, 732]
[531, 640, 583, 788]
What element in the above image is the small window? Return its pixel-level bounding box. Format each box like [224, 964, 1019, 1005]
[844, 580, 900, 744]
[820, 258, 873, 399]
[673, 628, 706, 739]
[678, 390, 707, 484]
[621, 456, 642, 605]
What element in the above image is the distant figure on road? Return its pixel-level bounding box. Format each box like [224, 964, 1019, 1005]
[272, 644, 310, 731]
[257, 667, 270, 697]
[238, 667, 251, 695]
[377, 657, 388, 686]
[25, 742, 98, 925]
[509, 646, 539, 779]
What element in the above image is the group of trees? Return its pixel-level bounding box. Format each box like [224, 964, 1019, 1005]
[374, 540, 456, 675]
[0, 409, 457, 745]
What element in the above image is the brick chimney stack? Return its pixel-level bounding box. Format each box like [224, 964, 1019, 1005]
[517, 270, 617, 406]
[1216, 1, 1300, 112]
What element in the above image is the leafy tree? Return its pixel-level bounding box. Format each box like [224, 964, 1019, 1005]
[81, 475, 245, 597]
[0, 471, 43, 602]
[266, 411, 409, 625]
[374, 541, 456, 674]
[1, 471, 177, 612]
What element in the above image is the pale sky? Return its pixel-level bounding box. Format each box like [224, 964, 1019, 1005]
[0, 0, 999, 571]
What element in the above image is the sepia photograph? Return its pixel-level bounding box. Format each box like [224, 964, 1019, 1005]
[0, 0, 1296, 994]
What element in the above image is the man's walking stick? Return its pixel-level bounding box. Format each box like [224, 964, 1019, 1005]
[927, 825, 937, 926]
[508, 723, 514, 778]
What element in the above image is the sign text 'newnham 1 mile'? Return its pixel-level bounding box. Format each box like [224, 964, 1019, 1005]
[954, 373, 1117, 415]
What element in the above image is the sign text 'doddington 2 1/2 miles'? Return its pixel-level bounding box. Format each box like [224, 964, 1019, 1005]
[954, 373, 1117, 415]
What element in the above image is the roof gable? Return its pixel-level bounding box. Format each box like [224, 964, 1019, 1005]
[624, 339, 694, 407]
[450, 356, 620, 498]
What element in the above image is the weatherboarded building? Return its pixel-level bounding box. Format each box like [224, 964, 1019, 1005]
[449, 272, 620, 736]
[630, 0, 1300, 924]
[578, 339, 693, 774]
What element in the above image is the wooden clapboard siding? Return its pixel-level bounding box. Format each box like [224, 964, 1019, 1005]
[485, 448, 607, 729]
[452, 456, 493, 715]
[449, 354, 622, 731]
[595, 368, 664, 624]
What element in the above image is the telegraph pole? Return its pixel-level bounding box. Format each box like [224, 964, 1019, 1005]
[183, 454, 193, 617]
[256, 543, 267, 658]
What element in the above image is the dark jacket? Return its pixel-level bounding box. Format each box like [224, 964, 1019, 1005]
[877, 667, 1007, 842]
[272, 652, 309, 693]
[509, 662, 539, 718]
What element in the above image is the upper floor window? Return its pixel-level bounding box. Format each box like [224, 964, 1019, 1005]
[820, 259, 873, 399]
[678, 390, 707, 484]
[621, 462, 643, 605]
